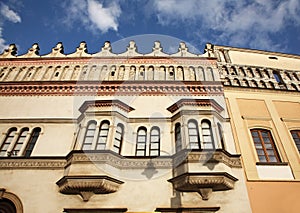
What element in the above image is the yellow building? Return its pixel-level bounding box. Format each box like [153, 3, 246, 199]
[0, 41, 251, 212]
[211, 44, 300, 213]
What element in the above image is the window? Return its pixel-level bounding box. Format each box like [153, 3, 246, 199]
[273, 71, 283, 83]
[136, 127, 147, 156]
[24, 127, 41, 157]
[291, 130, 300, 153]
[217, 123, 225, 149]
[96, 121, 110, 150]
[113, 124, 124, 154]
[201, 120, 215, 149]
[150, 127, 160, 156]
[0, 198, 17, 213]
[11, 128, 29, 156]
[82, 121, 97, 150]
[188, 120, 200, 149]
[0, 128, 17, 156]
[251, 129, 280, 162]
[175, 123, 182, 152]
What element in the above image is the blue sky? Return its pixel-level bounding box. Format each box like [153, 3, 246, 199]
[1, 0, 300, 56]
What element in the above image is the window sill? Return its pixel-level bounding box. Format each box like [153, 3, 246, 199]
[256, 162, 288, 166]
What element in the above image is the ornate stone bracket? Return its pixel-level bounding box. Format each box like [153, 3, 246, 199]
[168, 172, 238, 200]
[56, 176, 124, 201]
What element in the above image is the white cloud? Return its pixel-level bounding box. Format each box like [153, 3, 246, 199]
[0, 3, 21, 23]
[152, 0, 300, 51]
[0, 3, 21, 52]
[62, 0, 121, 33]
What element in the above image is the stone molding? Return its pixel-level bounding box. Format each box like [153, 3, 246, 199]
[0, 81, 224, 96]
[0, 188, 24, 213]
[79, 100, 135, 113]
[56, 175, 124, 201]
[0, 158, 65, 169]
[168, 172, 238, 200]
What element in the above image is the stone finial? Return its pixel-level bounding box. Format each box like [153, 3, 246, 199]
[128, 40, 137, 51]
[178, 42, 188, 56]
[204, 43, 214, 57]
[44, 42, 65, 57]
[21, 43, 40, 57]
[53, 42, 64, 54]
[153, 41, 162, 52]
[102, 41, 112, 52]
[0, 44, 17, 58]
[68, 41, 90, 57]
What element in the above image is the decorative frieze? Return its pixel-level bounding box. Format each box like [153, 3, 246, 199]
[0, 158, 65, 169]
[0, 81, 224, 96]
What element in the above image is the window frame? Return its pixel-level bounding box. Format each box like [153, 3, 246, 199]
[175, 123, 182, 152]
[82, 121, 97, 150]
[113, 123, 124, 154]
[250, 128, 281, 163]
[201, 120, 215, 150]
[187, 120, 201, 150]
[291, 130, 300, 154]
[0, 127, 17, 157]
[23, 127, 41, 157]
[136, 127, 147, 156]
[96, 120, 110, 150]
[149, 127, 160, 156]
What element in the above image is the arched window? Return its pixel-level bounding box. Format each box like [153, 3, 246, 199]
[24, 127, 41, 157]
[273, 71, 283, 83]
[0, 198, 17, 213]
[0, 128, 17, 156]
[96, 121, 110, 150]
[188, 120, 200, 149]
[150, 127, 160, 156]
[198, 66, 205, 81]
[291, 130, 300, 153]
[250, 129, 280, 162]
[113, 124, 124, 154]
[82, 121, 97, 150]
[175, 123, 182, 152]
[206, 67, 214, 81]
[11, 128, 29, 156]
[217, 123, 225, 149]
[136, 127, 147, 156]
[201, 120, 215, 149]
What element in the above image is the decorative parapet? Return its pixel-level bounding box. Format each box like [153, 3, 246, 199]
[56, 175, 124, 201]
[0, 40, 208, 59]
[168, 172, 238, 200]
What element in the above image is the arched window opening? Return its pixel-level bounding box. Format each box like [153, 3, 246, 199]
[150, 127, 160, 156]
[273, 71, 283, 83]
[291, 130, 300, 153]
[201, 120, 215, 149]
[175, 123, 182, 152]
[0, 128, 17, 157]
[96, 121, 110, 150]
[0, 198, 17, 213]
[206, 67, 214, 81]
[82, 121, 97, 150]
[136, 127, 147, 156]
[250, 129, 281, 162]
[188, 120, 200, 149]
[11, 128, 29, 156]
[198, 66, 205, 81]
[24, 127, 41, 157]
[217, 123, 225, 149]
[113, 124, 124, 154]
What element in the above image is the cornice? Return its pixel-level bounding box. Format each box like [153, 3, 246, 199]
[167, 99, 224, 113]
[0, 81, 224, 96]
[79, 100, 135, 113]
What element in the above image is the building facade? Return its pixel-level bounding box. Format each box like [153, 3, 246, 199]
[211, 44, 300, 213]
[0, 41, 251, 212]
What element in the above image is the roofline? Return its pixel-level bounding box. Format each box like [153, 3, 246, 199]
[212, 44, 300, 59]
